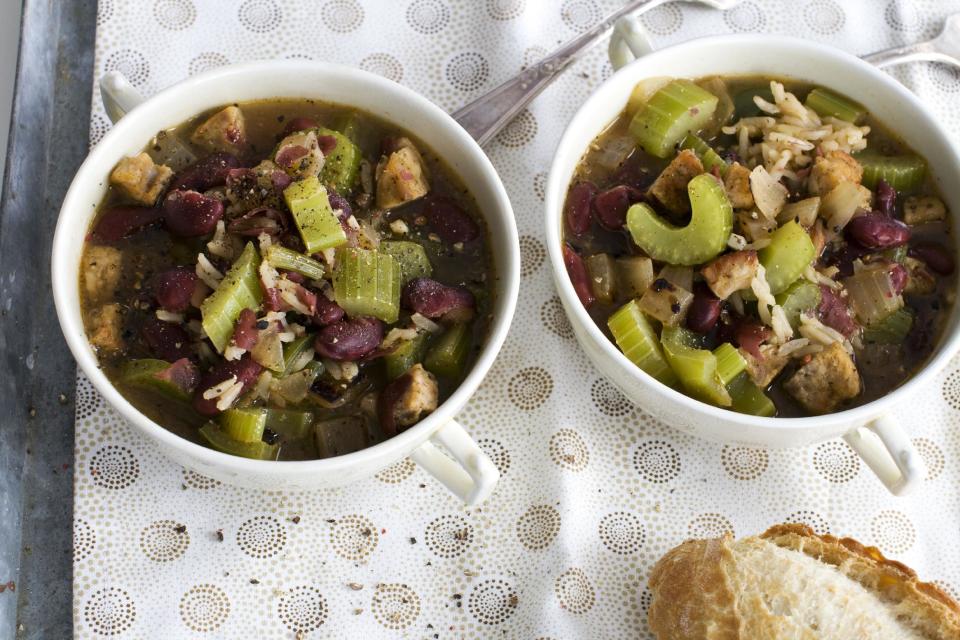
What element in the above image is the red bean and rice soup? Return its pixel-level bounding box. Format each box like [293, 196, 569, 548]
[562, 76, 956, 417]
[80, 100, 494, 460]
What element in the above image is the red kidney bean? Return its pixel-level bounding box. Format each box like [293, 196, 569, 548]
[90, 206, 163, 243]
[592, 185, 644, 231]
[314, 317, 384, 361]
[141, 316, 193, 362]
[275, 144, 310, 170]
[153, 357, 199, 396]
[313, 295, 345, 326]
[817, 285, 858, 337]
[162, 190, 224, 237]
[844, 213, 911, 250]
[562, 243, 595, 308]
[317, 135, 338, 156]
[226, 206, 288, 237]
[231, 308, 259, 350]
[327, 188, 352, 219]
[910, 241, 955, 276]
[732, 317, 770, 358]
[192, 354, 263, 416]
[151, 267, 198, 313]
[825, 242, 869, 278]
[875, 179, 896, 218]
[172, 152, 242, 191]
[424, 196, 480, 244]
[565, 181, 596, 236]
[281, 116, 319, 137]
[686, 284, 722, 334]
[401, 277, 475, 319]
[888, 262, 909, 295]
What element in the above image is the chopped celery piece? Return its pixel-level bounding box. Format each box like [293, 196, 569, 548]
[281, 334, 315, 376]
[424, 323, 472, 379]
[680, 134, 728, 176]
[200, 422, 279, 460]
[586, 253, 618, 305]
[608, 300, 677, 386]
[805, 87, 866, 123]
[332, 247, 401, 322]
[315, 416, 368, 458]
[626, 173, 733, 266]
[629, 80, 719, 158]
[775, 280, 822, 330]
[220, 407, 267, 443]
[733, 86, 774, 119]
[380, 240, 433, 284]
[843, 266, 903, 325]
[727, 372, 776, 417]
[883, 245, 908, 264]
[201, 242, 263, 352]
[713, 342, 747, 386]
[856, 154, 926, 192]
[758, 221, 816, 295]
[862, 307, 913, 344]
[119, 359, 193, 403]
[316, 127, 362, 194]
[776, 197, 820, 227]
[384, 332, 429, 380]
[283, 176, 348, 253]
[263, 244, 325, 280]
[334, 113, 361, 143]
[265, 408, 315, 439]
[660, 326, 731, 406]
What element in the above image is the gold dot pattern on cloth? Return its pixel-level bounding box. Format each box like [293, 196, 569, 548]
[75, 3, 960, 637]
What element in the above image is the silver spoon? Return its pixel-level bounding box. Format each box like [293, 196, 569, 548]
[863, 13, 960, 68]
[451, 0, 743, 146]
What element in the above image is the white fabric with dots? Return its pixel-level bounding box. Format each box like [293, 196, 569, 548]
[75, 1, 960, 637]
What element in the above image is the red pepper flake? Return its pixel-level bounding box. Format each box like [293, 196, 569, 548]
[0, 581, 14, 593]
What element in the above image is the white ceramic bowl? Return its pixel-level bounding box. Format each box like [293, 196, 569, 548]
[52, 61, 520, 504]
[546, 32, 960, 495]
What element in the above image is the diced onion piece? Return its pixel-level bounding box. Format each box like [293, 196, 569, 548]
[749, 166, 788, 220]
[843, 266, 903, 325]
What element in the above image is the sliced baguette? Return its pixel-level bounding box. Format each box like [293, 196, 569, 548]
[648, 523, 960, 640]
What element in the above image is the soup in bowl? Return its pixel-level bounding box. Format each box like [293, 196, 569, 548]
[53, 61, 520, 502]
[545, 33, 960, 495]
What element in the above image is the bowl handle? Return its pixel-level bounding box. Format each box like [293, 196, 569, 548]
[100, 71, 145, 123]
[843, 414, 926, 495]
[608, 15, 655, 71]
[409, 419, 500, 505]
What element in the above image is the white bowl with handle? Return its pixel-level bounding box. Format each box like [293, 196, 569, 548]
[52, 61, 520, 504]
[546, 27, 960, 495]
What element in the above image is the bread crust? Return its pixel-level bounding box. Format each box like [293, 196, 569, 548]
[647, 523, 960, 640]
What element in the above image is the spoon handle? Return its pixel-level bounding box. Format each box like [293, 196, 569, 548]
[862, 41, 956, 68]
[452, 0, 667, 146]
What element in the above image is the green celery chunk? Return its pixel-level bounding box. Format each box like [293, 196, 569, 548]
[680, 134, 728, 176]
[281, 334, 315, 376]
[758, 221, 816, 295]
[626, 173, 733, 266]
[200, 422, 279, 460]
[332, 247, 402, 322]
[265, 408, 315, 440]
[384, 332, 429, 380]
[660, 326, 731, 407]
[629, 79, 719, 158]
[775, 280, 822, 330]
[608, 300, 677, 386]
[219, 407, 267, 443]
[380, 240, 433, 284]
[316, 127, 362, 194]
[713, 342, 747, 386]
[727, 372, 776, 417]
[805, 87, 866, 123]
[283, 176, 348, 253]
[862, 307, 914, 344]
[424, 323, 472, 379]
[855, 153, 926, 192]
[263, 244, 325, 280]
[119, 359, 193, 403]
[201, 242, 263, 352]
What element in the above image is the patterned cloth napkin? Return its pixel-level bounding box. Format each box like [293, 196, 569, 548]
[75, 0, 960, 637]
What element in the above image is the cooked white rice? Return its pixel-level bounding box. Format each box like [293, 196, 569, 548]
[722, 81, 871, 180]
[196, 253, 223, 290]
